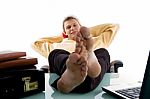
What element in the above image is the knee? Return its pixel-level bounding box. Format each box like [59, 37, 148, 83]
[94, 48, 110, 58]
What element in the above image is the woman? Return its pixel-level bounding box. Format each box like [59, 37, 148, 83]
[48, 16, 110, 93]
[32, 17, 119, 58]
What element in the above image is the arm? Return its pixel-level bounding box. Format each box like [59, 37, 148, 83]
[31, 36, 63, 58]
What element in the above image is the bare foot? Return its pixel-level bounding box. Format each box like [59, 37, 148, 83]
[80, 26, 93, 51]
[57, 52, 88, 93]
[79, 26, 101, 78]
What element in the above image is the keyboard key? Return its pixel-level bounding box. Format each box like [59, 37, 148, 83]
[115, 87, 141, 99]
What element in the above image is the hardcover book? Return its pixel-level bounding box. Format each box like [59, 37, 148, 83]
[0, 51, 26, 62]
[0, 57, 38, 69]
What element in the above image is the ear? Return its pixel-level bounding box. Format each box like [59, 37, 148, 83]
[62, 32, 68, 38]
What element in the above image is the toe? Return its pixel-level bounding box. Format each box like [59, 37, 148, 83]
[81, 66, 88, 77]
[80, 26, 90, 39]
[69, 53, 80, 63]
[75, 47, 81, 53]
[77, 56, 87, 65]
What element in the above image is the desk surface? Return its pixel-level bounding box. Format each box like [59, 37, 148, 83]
[21, 73, 124, 99]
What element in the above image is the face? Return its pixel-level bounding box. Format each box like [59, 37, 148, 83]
[64, 19, 81, 40]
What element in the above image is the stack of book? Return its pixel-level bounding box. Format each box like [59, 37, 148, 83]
[0, 51, 38, 71]
[0, 51, 45, 98]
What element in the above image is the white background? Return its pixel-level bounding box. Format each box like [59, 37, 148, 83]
[0, 0, 150, 80]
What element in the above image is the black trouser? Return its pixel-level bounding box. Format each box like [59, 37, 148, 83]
[48, 48, 110, 93]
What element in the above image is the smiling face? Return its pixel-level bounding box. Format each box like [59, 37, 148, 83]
[63, 18, 81, 40]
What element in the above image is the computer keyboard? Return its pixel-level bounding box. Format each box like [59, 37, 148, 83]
[115, 87, 141, 99]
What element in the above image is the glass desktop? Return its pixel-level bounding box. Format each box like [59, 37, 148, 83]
[21, 73, 120, 99]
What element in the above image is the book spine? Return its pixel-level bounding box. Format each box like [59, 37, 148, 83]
[0, 58, 38, 69]
[0, 52, 26, 62]
[0, 65, 37, 73]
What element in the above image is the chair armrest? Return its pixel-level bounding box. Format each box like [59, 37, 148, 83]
[40, 65, 50, 73]
[107, 60, 123, 73]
